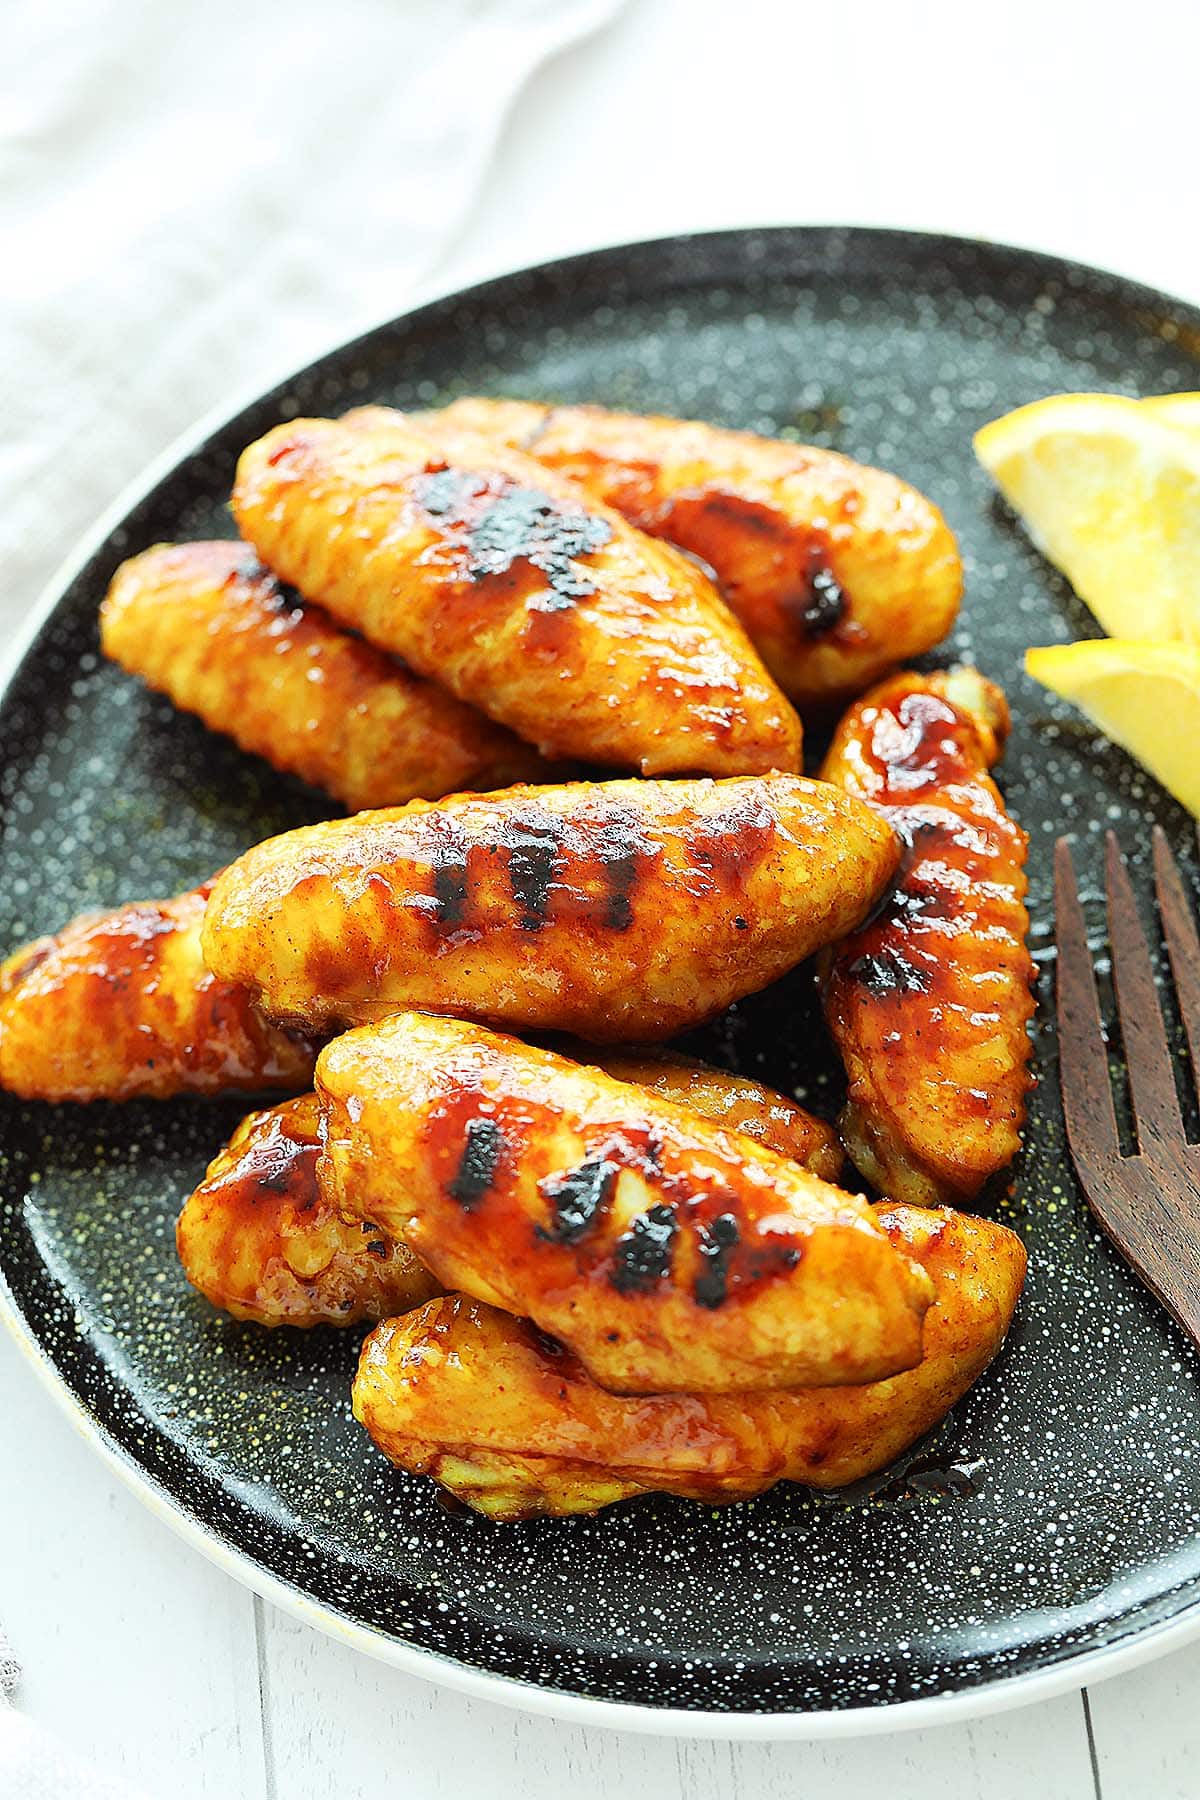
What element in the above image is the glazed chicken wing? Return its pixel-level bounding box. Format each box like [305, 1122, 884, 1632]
[101, 541, 548, 809]
[177, 1093, 440, 1326]
[818, 670, 1035, 1205]
[316, 1013, 934, 1393]
[232, 416, 802, 776]
[353, 1204, 1026, 1519]
[200, 775, 899, 1043]
[177, 1054, 840, 1327]
[0, 885, 314, 1103]
[364, 397, 962, 707]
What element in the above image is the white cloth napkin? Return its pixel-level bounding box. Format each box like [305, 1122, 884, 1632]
[0, 5, 625, 1791]
[0, 0, 627, 647]
[0, 1625, 18, 1702]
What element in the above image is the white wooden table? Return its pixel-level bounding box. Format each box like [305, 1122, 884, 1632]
[5, 1, 1200, 1791]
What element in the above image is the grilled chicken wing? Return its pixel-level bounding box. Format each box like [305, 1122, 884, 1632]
[0, 886, 314, 1102]
[176, 1054, 840, 1327]
[100, 541, 547, 809]
[316, 1013, 934, 1393]
[353, 1204, 1026, 1518]
[362, 397, 962, 707]
[176, 1093, 440, 1326]
[818, 670, 1035, 1206]
[232, 416, 802, 776]
[200, 775, 899, 1043]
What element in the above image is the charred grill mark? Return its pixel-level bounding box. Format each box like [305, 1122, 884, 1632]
[745, 1244, 802, 1282]
[251, 1142, 313, 1197]
[536, 1157, 621, 1243]
[429, 830, 470, 929]
[592, 811, 652, 931]
[609, 1203, 678, 1294]
[845, 947, 932, 997]
[693, 1212, 739, 1310]
[530, 1322, 568, 1359]
[411, 466, 612, 603]
[780, 554, 848, 639]
[887, 879, 952, 926]
[506, 812, 563, 931]
[448, 1117, 507, 1210]
[799, 565, 846, 636]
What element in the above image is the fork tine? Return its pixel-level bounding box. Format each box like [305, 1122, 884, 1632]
[1152, 824, 1200, 1109]
[1105, 831, 1185, 1153]
[1054, 838, 1120, 1164]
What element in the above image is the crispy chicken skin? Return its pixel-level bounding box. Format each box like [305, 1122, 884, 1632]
[100, 542, 547, 809]
[588, 1049, 844, 1182]
[316, 1013, 934, 1394]
[176, 1054, 840, 1328]
[176, 1093, 441, 1327]
[0, 886, 315, 1103]
[819, 670, 1035, 1206]
[232, 416, 802, 776]
[353, 1204, 1026, 1519]
[362, 398, 962, 707]
[200, 776, 899, 1043]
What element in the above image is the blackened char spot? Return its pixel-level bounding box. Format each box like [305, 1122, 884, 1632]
[593, 811, 651, 930]
[411, 467, 612, 604]
[530, 1323, 567, 1359]
[846, 947, 932, 996]
[694, 1213, 739, 1309]
[609, 1203, 678, 1294]
[797, 564, 846, 636]
[448, 1117, 506, 1210]
[430, 831, 470, 928]
[779, 552, 847, 639]
[506, 812, 563, 931]
[888, 880, 951, 925]
[536, 1158, 620, 1243]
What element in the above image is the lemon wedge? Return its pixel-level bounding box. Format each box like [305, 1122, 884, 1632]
[975, 394, 1200, 642]
[1142, 392, 1200, 435]
[1025, 639, 1200, 815]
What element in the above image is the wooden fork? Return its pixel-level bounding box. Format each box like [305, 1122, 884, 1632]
[1055, 825, 1200, 1349]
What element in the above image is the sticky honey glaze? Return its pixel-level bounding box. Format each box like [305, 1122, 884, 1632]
[0, 885, 316, 1102]
[315, 1013, 934, 1395]
[820, 671, 1035, 1206]
[176, 1093, 440, 1326]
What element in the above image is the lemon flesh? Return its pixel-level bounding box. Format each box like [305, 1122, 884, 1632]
[1142, 392, 1200, 436]
[976, 394, 1200, 643]
[1026, 639, 1200, 816]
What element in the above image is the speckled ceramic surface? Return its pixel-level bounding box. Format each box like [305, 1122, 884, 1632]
[3, 228, 1200, 1722]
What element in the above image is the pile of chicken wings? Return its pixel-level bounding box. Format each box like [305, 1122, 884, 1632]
[0, 400, 1034, 1520]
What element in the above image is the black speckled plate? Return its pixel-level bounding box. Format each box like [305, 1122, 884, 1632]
[4, 228, 1200, 1737]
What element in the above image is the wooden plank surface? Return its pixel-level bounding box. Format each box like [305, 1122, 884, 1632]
[0, 1331, 266, 1798]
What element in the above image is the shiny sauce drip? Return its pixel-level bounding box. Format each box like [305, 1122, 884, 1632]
[831, 684, 1020, 1005]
